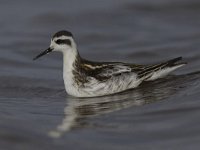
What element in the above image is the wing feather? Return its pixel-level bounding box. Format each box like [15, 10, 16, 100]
[137, 57, 185, 79]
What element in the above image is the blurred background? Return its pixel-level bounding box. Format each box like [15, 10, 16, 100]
[0, 0, 200, 150]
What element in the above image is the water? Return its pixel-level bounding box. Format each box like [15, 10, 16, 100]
[0, 0, 200, 149]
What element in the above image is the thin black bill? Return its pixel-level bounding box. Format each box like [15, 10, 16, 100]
[33, 47, 53, 60]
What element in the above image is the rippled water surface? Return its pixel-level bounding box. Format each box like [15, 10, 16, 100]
[1, 0, 200, 150]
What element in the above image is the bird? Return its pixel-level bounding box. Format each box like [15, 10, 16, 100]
[33, 30, 187, 97]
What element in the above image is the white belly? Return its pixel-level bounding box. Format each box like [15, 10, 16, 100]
[64, 72, 141, 97]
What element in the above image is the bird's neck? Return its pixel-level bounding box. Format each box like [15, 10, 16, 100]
[62, 48, 83, 95]
[63, 48, 81, 73]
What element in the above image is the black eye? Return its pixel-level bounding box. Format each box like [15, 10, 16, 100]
[55, 39, 71, 46]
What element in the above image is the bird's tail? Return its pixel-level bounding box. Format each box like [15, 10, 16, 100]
[138, 57, 187, 80]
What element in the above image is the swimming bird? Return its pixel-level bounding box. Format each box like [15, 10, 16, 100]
[33, 30, 186, 97]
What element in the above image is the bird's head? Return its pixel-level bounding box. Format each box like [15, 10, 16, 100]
[33, 30, 77, 60]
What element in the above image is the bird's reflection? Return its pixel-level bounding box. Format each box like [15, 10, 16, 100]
[49, 71, 200, 138]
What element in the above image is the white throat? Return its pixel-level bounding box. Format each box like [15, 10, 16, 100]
[62, 47, 81, 96]
[62, 48, 78, 72]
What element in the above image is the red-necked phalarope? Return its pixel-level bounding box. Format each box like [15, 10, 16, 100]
[33, 30, 187, 97]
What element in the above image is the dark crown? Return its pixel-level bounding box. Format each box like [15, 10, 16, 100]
[53, 30, 73, 38]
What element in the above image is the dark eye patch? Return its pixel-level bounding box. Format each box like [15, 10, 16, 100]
[55, 39, 71, 46]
